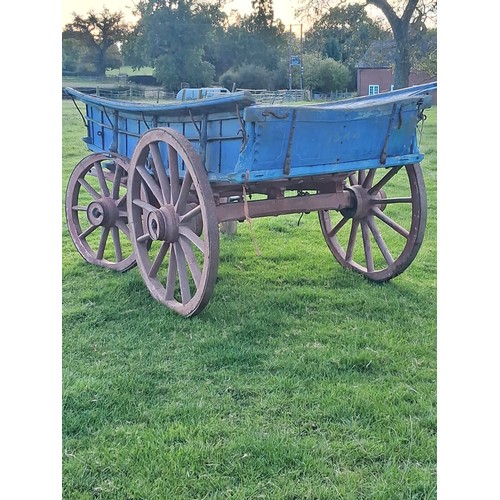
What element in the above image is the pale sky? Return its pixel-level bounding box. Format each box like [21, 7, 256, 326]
[62, 0, 302, 27]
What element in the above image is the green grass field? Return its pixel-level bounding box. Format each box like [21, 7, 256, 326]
[62, 99, 437, 499]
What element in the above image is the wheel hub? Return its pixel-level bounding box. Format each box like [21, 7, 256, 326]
[341, 185, 387, 220]
[87, 198, 119, 227]
[146, 205, 179, 242]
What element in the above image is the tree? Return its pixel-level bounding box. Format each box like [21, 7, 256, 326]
[122, 0, 219, 90]
[63, 8, 130, 77]
[305, 4, 385, 60]
[302, 53, 351, 93]
[221, 0, 287, 71]
[304, 3, 387, 89]
[297, 0, 437, 88]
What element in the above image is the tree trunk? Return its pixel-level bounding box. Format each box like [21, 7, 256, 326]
[393, 32, 411, 89]
[96, 49, 107, 78]
[367, 0, 418, 90]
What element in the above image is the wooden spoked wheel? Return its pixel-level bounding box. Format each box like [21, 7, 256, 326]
[65, 153, 136, 271]
[127, 127, 220, 317]
[318, 164, 427, 282]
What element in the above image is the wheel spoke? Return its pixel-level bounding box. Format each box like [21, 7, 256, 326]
[78, 224, 99, 239]
[72, 205, 88, 212]
[327, 214, 349, 237]
[116, 193, 127, 208]
[137, 233, 151, 244]
[137, 164, 163, 205]
[372, 197, 412, 205]
[179, 226, 204, 252]
[115, 219, 130, 239]
[165, 246, 178, 300]
[168, 144, 180, 205]
[345, 219, 359, 262]
[179, 203, 201, 223]
[361, 221, 374, 272]
[372, 207, 409, 239]
[93, 161, 110, 197]
[96, 227, 111, 260]
[348, 173, 357, 186]
[368, 167, 402, 195]
[132, 198, 157, 213]
[175, 170, 193, 213]
[358, 169, 366, 185]
[362, 169, 376, 188]
[149, 241, 170, 279]
[178, 236, 202, 287]
[78, 178, 101, 200]
[174, 242, 192, 304]
[149, 142, 171, 204]
[111, 226, 123, 262]
[366, 216, 394, 266]
[111, 163, 124, 199]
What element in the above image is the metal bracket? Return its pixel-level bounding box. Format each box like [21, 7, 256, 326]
[283, 109, 297, 175]
[380, 103, 398, 165]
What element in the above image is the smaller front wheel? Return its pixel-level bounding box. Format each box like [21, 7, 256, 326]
[318, 164, 427, 282]
[65, 153, 136, 271]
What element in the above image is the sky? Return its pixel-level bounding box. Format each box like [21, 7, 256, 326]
[62, 0, 303, 27]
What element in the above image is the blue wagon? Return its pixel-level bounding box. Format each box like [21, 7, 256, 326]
[65, 82, 436, 316]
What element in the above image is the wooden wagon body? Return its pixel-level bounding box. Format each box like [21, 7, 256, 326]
[64, 82, 436, 316]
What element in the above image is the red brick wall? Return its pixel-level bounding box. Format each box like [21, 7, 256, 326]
[357, 68, 394, 96]
[357, 67, 437, 104]
[358, 68, 436, 94]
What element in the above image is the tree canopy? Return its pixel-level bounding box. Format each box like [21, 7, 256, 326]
[63, 8, 130, 76]
[298, 0, 437, 88]
[122, 0, 221, 90]
[63, 0, 436, 93]
[304, 3, 387, 88]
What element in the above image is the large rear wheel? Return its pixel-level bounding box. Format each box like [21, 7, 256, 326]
[127, 128, 219, 317]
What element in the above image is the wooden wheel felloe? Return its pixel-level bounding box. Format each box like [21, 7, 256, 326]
[65, 153, 136, 272]
[127, 127, 220, 317]
[318, 164, 427, 282]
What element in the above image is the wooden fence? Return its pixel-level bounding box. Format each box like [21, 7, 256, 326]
[62, 84, 357, 104]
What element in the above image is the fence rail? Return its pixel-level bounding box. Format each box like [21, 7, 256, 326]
[62, 86, 175, 102]
[62, 84, 357, 104]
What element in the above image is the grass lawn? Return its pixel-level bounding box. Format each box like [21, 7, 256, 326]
[62, 99, 437, 499]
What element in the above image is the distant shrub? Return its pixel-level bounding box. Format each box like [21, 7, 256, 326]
[128, 75, 158, 86]
[219, 64, 273, 90]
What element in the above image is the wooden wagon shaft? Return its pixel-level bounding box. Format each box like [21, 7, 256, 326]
[215, 191, 353, 223]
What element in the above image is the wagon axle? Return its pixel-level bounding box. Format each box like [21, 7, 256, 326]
[341, 184, 387, 220]
[146, 206, 179, 242]
[86, 198, 120, 228]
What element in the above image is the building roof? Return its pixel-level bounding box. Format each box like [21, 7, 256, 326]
[356, 39, 395, 69]
[356, 33, 437, 69]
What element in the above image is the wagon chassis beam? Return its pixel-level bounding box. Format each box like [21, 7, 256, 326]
[215, 191, 353, 223]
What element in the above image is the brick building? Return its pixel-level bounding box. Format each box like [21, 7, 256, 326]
[356, 39, 436, 102]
